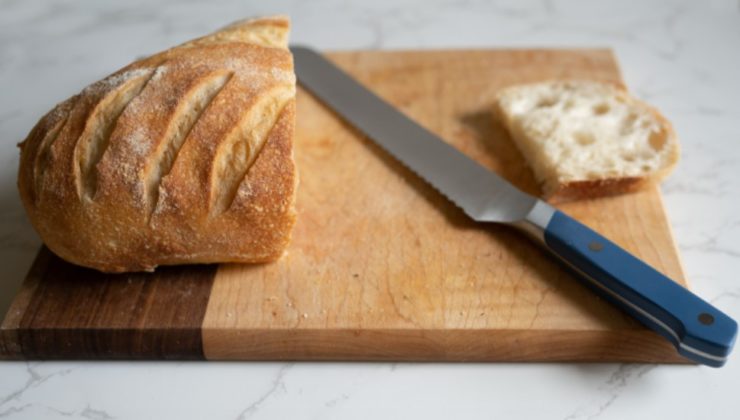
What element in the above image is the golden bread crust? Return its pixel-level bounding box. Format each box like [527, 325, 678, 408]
[17, 16, 297, 272]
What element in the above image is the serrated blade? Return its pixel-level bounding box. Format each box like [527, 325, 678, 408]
[291, 46, 536, 222]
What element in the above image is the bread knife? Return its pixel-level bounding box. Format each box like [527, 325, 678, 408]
[291, 46, 737, 367]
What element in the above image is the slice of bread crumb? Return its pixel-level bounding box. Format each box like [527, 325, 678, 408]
[494, 80, 679, 202]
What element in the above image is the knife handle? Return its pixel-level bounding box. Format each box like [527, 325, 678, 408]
[517, 201, 737, 367]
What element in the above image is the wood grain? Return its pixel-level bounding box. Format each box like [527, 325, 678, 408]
[1, 49, 689, 362]
[0, 249, 49, 358]
[201, 49, 688, 362]
[3, 248, 216, 359]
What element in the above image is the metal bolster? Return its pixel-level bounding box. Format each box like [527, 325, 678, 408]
[511, 200, 556, 245]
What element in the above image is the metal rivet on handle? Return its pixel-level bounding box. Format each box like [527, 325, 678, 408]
[588, 241, 604, 252]
[698, 312, 715, 326]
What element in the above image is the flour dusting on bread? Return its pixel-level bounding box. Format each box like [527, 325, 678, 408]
[17, 16, 298, 272]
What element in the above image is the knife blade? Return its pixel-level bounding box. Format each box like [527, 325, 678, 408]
[291, 46, 737, 367]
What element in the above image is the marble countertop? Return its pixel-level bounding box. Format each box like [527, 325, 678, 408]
[1, 0, 739, 418]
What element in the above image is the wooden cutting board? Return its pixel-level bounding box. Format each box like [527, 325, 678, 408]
[0, 49, 689, 362]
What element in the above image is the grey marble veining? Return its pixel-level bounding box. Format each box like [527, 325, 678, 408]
[1, 0, 739, 419]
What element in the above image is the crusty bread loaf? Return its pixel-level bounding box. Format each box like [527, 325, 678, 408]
[494, 80, 679, 202]
[17, 16, 298, 272]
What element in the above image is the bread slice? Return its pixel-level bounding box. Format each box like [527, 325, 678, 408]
[494, 80, 679, 201]
[17, 16, 298, 272]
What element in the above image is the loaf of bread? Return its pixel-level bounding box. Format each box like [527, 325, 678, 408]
[494, 80, 679, 202]
[17, 16, 298, 272]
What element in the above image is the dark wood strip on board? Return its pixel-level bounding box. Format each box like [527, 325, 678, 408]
[0, 248, 50, 358]
[13, 248, 216, 359]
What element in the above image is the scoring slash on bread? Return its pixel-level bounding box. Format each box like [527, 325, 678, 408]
[17, 16, 298, 273]
[494, 80, 680, 202]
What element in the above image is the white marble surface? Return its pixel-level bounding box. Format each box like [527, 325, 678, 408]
[1, 0, 739, 418]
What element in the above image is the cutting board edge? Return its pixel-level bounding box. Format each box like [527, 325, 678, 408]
[652, 188, 690, 287]
[323, 46, 617, 56]
[0, 247, 49, 358]
[201, 325, 689, 363]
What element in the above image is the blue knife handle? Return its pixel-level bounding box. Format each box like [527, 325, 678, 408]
[539, 209, 737, 367]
